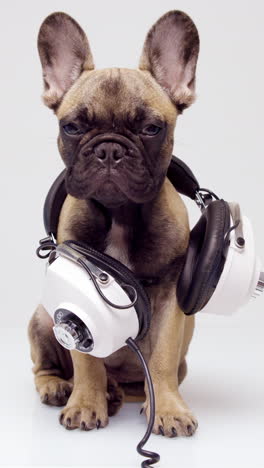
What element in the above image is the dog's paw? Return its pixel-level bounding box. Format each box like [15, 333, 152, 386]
[37, 376, 73, 407]
[106, 376, 124, 416]
[141, 396, 198, 438]
[59, 397, 108, 431]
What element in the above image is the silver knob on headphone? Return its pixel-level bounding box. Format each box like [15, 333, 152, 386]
[53, 321, 82, 350]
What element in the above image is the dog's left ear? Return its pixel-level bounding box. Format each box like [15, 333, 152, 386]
[139, 10, 199, 112]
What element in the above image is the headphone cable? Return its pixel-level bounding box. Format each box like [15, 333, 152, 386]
[126, 337, 160, 467]
[79, 258, 160, 466]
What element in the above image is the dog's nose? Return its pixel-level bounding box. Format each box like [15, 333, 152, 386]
[94, 142, 125, 163]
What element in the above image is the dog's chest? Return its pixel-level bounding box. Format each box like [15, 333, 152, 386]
[104, 221, 133, 270]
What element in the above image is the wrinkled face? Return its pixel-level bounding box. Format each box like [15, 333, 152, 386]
[38, 11, 199, 208]
[57, 69, 177, 207]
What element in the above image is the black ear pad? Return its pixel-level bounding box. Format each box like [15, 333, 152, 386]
[177, 200, 231, 315]
[62, 240, 151, 341]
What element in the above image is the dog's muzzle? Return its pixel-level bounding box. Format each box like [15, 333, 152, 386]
[80, 133, 142, 164]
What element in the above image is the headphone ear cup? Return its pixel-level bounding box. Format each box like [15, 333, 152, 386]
[177, 200, 231, 315]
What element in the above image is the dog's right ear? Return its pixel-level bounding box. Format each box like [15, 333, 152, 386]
[38, 12, 94, 110]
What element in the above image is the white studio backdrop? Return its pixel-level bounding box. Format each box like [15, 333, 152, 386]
[0, 2, 264, 468]
[1, 1, 263, 340]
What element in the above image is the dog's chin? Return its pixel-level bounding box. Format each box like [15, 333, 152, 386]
[92, 181, 129, 208]
[91, 179, 163, 208]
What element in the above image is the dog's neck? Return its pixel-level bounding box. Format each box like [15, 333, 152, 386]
[107, 202, 143, 227]
[103, 196, 161, 229]
[90, 197, 150, 229]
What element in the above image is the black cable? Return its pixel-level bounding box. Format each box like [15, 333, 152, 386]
[78, 258, 138, 310]
[224, 219, 240, 242]
[126, 337, 160, 468]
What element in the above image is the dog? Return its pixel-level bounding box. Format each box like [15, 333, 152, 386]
[28, 10, 200, 438]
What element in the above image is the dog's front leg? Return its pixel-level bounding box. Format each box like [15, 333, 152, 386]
[143, 288, 198, 437]
[59, 351, 108, 430]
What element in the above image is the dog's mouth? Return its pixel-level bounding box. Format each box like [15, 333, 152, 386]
[65, 132, 163, 207]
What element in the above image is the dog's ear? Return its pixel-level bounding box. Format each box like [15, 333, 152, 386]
[38, 12, 94, 110]
[139, 11, 199, 112]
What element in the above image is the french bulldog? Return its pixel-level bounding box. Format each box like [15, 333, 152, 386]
[28, 10, 200, 438]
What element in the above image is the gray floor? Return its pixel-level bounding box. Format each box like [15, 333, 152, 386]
[1, 313, 263, 468]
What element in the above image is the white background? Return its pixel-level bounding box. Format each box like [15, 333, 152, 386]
[0, 1, 264, 467]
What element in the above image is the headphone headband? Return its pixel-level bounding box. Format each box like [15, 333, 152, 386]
[43, 155, 200, 238]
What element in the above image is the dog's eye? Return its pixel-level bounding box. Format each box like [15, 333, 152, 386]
[142, 124, 161, 136]
[63, 123, 83, 136]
